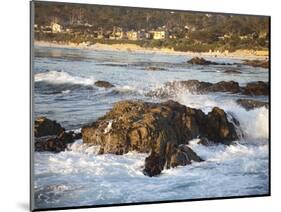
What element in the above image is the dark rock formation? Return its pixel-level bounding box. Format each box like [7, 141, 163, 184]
[34, 117, 64, 137]
[147, 80, 269, 98]
[242, 81, 269, 96]
[73, 132, 82, 140]
[57, 131, 75, 144]
[187, 57, 217, 65]
[143, 152, 165, 177]
[143, 144, 203, 177]
[34, 117, 81, 152]
[243, 59, 269, 69]
[204, 81, 240, 93]
[34, 130, 78, 153]
[169, 145, 203, 168]
[94, 80, 115, 88]
[187, 57, 231, 65]
[203, 107, 238, 145]
[82, 100, 238, 176]
[35, 136, 67, 153]
[236, 99, 268, 110]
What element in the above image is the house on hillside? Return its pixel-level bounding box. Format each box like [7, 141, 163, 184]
[51, 22, 62, 33]
[127, 30, 139, 40]
[110, 27, 127, 40]
[151, 30, 167, 40]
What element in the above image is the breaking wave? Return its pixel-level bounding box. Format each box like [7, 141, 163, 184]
[35, 70, 96, 86]
[34, 70, 97, 94]
[175, 90, 268, 142]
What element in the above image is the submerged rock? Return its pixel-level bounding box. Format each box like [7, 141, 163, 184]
[82, 100, 238, 176]
[34, 117, 64, 137]
[145, 66, 167, 71]
[94, 80, 115, 88]
[236, 99, 268, 110]
[223, 69, 242, 74]
[243, 59, 269, 69]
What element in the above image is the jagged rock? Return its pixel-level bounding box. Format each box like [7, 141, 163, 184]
[204, 81, 240, 93]
[82, 100, 238, 176]
[34, 117, 64, 137]
[57, 131, 75, 144]
[34, 131, 76, 153]
[34, 117, 81, 152]
[169, 145, 203, 168]
[94, 80, 115, 88]
[242, 81, 269, 96]
[236, 99, 268, 110]
[144, 144, 203, 177]
[143, 152, 165, 177]
[203, 107, 238, 145]
[34, 136, 66, 153]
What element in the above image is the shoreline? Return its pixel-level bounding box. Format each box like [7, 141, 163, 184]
[34, 41, 269, 60]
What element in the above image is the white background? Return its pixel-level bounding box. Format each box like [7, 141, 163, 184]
[0, 0, 280, 211]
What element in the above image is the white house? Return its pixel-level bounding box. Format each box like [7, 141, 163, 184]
[151, 30, 167, 40]
[51, 23, 62, 33]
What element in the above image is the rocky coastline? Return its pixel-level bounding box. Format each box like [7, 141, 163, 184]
[34, 76, 269, 176]
[148, 80, 269, 98]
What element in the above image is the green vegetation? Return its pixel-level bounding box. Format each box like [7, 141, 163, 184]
[34, 2, 269, 52]
[35, 31, 268, 53]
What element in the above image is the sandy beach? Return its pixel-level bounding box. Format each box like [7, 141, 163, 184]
[34, 41, 269, 60]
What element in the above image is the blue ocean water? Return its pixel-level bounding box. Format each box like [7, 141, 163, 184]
[33, 46, 269, 209]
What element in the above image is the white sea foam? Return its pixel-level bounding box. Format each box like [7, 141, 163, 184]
[34, 137, 268, 208]
[34, 48, 269, 209]
[35, 70, 96, 86]
[175, 91, 269, 141]
[61, 89, 71, 94]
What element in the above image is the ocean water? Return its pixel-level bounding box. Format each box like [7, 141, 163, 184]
[33, 46, 269, 209]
